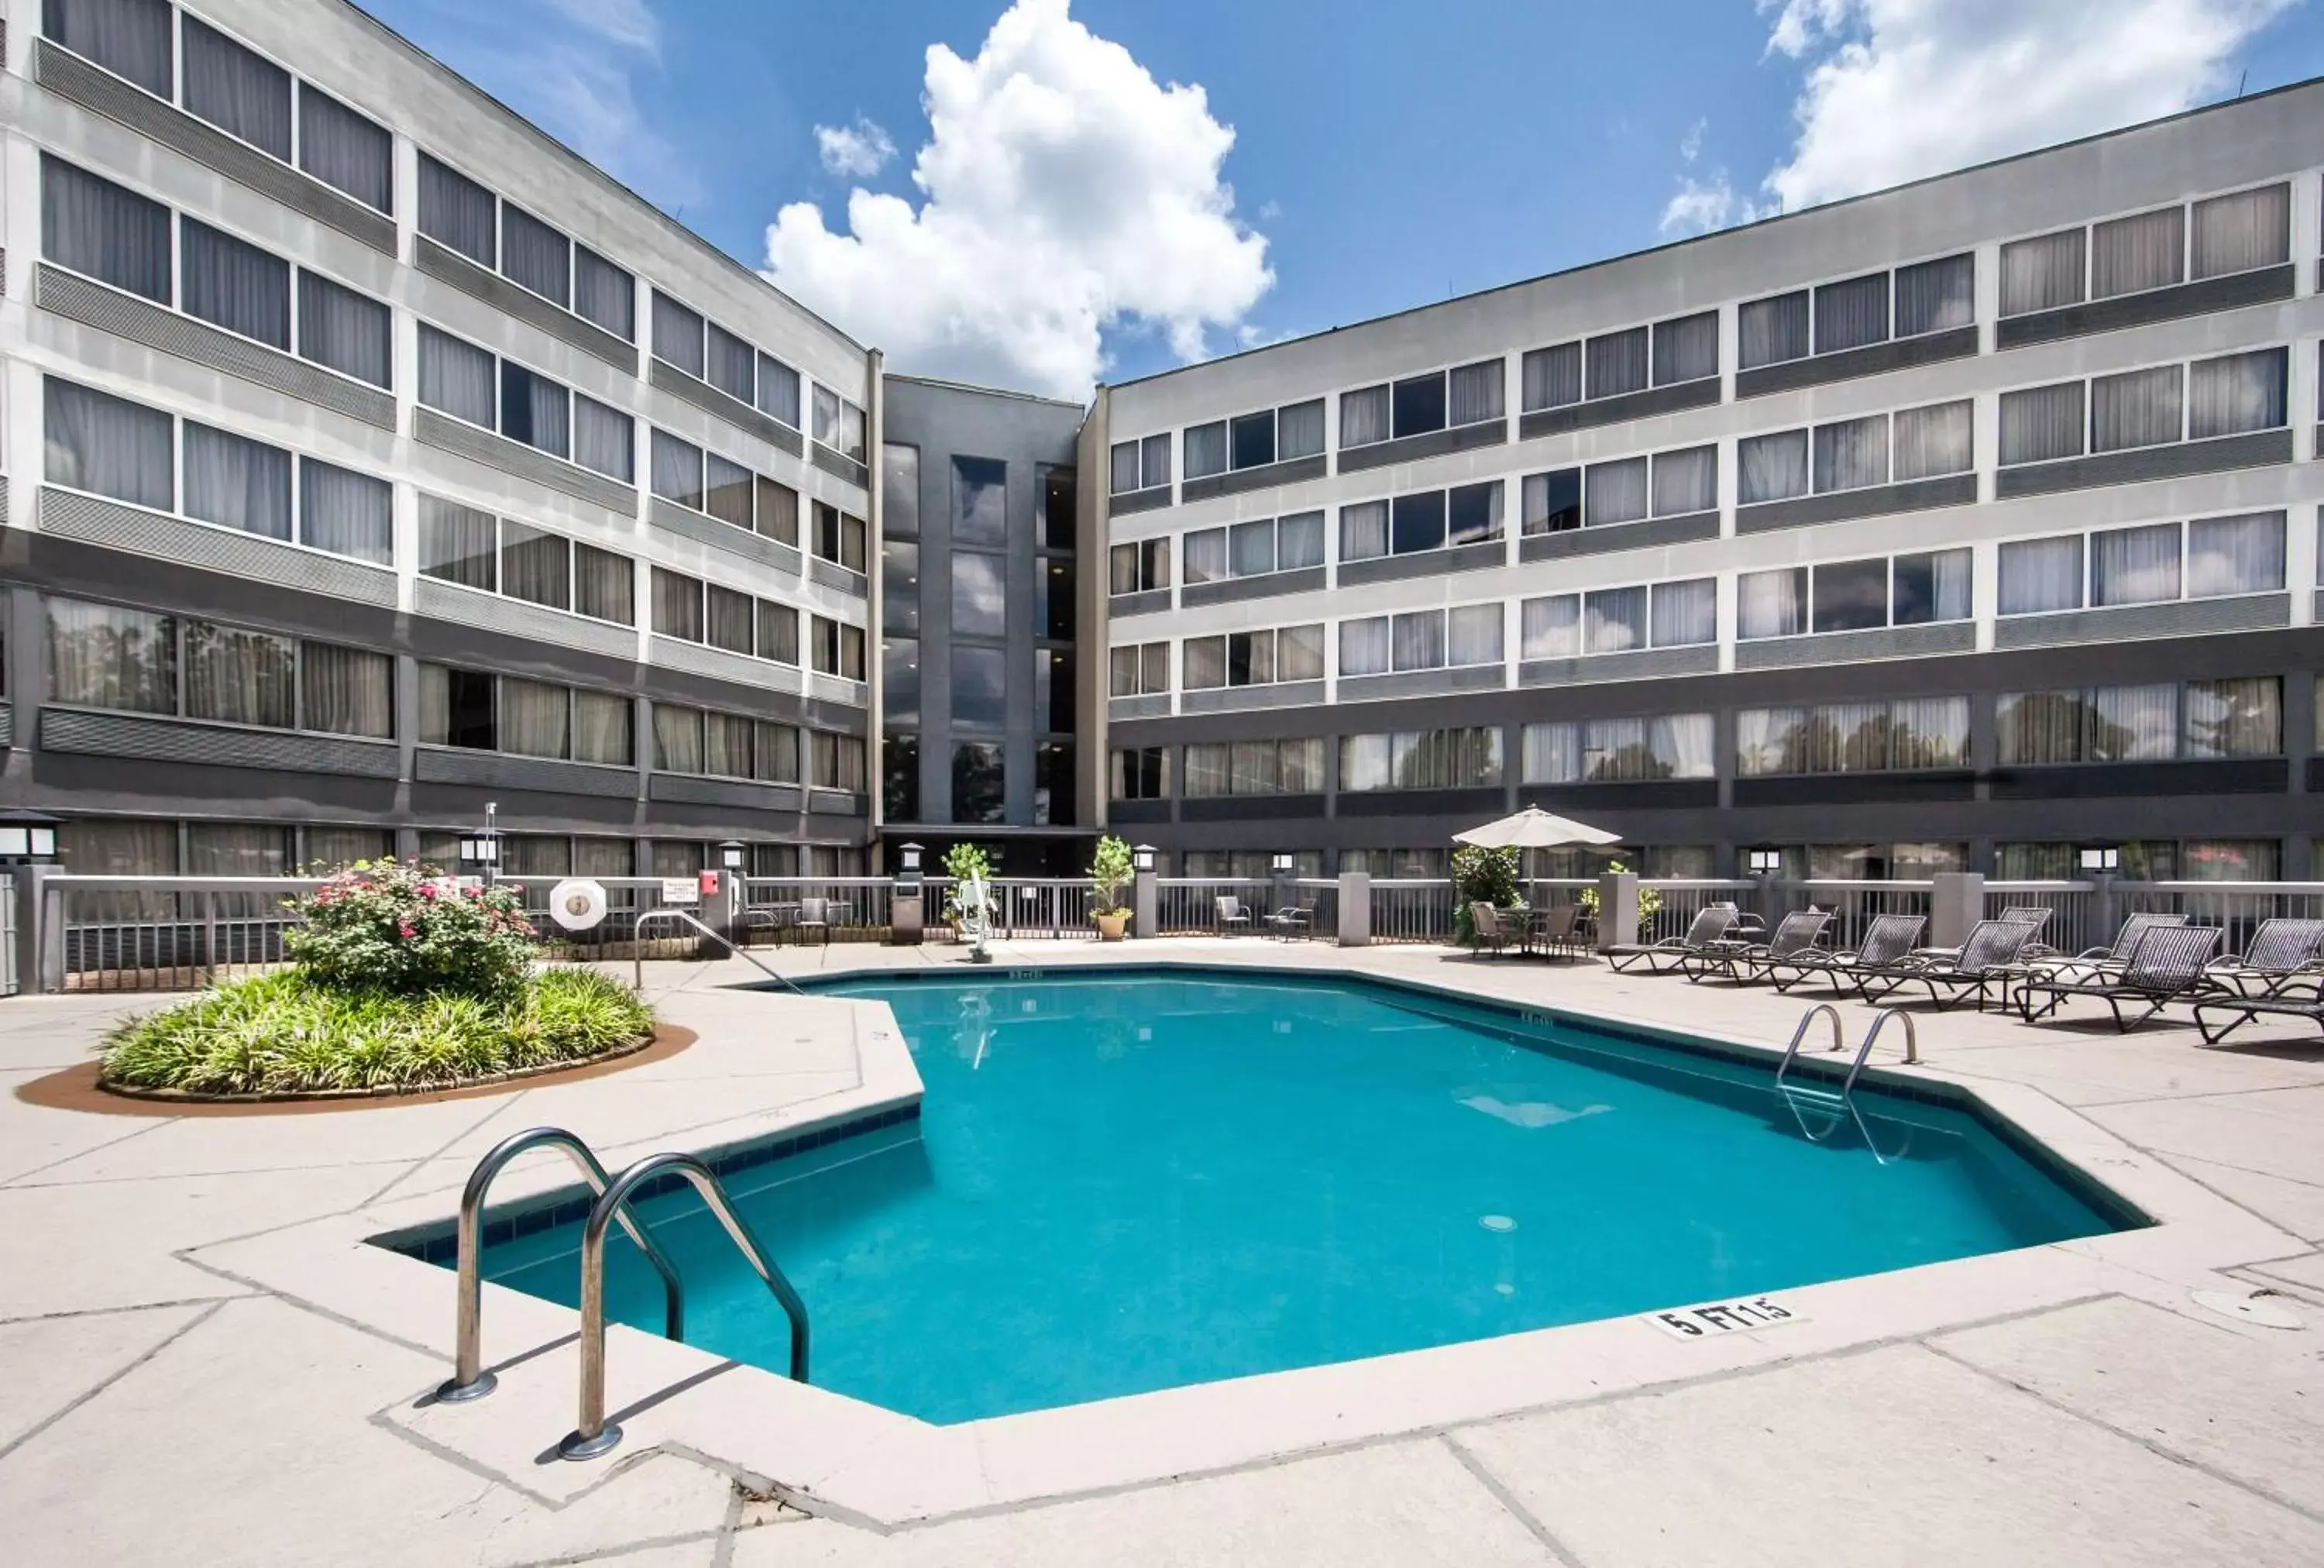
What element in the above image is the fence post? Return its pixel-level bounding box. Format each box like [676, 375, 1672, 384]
[1593, 871, 1638, 954]
[1754, 872, 1783, 930]
[1133, 865, 1157, 940]
[33, 868, 67, 994]
[1930, 872, 1985, 949]
[1338, 872, 1370, 947]
[2091, 872, 2118, 948]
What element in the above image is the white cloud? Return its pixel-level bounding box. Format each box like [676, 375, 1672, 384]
[1661, 171, 1765, 236]
[816, 117, 898, 178]
[541, 0, 660, 57]
[1758, 0, 2295, 211]
[1678, 117, 1707, 163]
[762, 0, 1272, 401]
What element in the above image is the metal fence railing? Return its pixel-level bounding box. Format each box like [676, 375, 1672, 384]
[1369, 879, 1457, 944]
[742, 877, 897, 943]
[1982, 881, 2100, 954]
[1, 874, 17, 997]
[50, 877, 323, 992]
[2110, 882, 2324, 959]
[1153, 879, 1277, 937]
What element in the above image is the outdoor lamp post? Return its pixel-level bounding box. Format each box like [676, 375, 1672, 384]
[719, 841, 746, 871]
[1746, 849, 1782, 875]
[2078, 846, 2120, 873]
[0, 811, 62, 864]
[457, 804, 501, 885]
[899, 842, 923, 878]
[1133, 844, 1156, 873]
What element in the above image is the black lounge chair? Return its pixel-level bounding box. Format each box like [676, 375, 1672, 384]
[1267, 903, 1315, 941]
[2014, 923, 2225, 1031]
[2204, 918, 2324, 999]
[1908, 919, 2042, 1012]
[2022, 911, 2188, 987]
[2192, 991, 2324, 1046]
[1762, 913, 1925, 995]
[1685, 908, 1831, 985]
[1607, 903, 1738, 974]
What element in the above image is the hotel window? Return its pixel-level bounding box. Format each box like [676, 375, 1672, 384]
[2000, 229, 2088, 316]
[1520, 468, 1582, 535]
[1580, 449, 1718, 528]
[1338, 360, 1502, 449]
[48, 597, 394, 738]
[2093, 205, 2185, 297]
[2001, 184, 2295, 315]
[297, 85, 394, 213]
[1521, 578, 1714, 658]
[1521, 342, 1583, 411]
[45, 377, 175, 512]
[418, 154, 498, 268]
[1338, 728, 1504, 792]
[1109, 642, 1172, 696]
[953, 741, 1004, 821]
[2192, 184, 2290, 279]
[1738, 550, 1968, 638]
[418, 498, 632, 624]
[1895, 254, 1975, 337]
[811, 617, 868, 681]
[814, 733, 868, 792]
[1337, 607, 1498, 676]
[46, 0, 173, 95]
[418, 328, 630, 477]
[1651, 311, 1720, 387]
[1109, 434, 1172, 494]
[1998, 679, 2281, 765]
[953, 456, 1008, 545]
[1182, 738, 1327, 798]
[1111, 747, 1171, 799]
[1815, 271, 1889, 352]
[1185, 398, 1327, 480]
[41, 156, 172, 303]
[650, 704, 798, 782]
[2004, 349, 2284, 466]
[813, 501, 869, 572]
[1521, 714, 1714, 784]
[1735, 697, 1972, 776]
[2001, 513, 2284, 614]
[1338, 481, 1501, 562]
[1183, 511, 1324, 583]
[652, 291, 706, 378]
[1184, 624, 1326, 689]
[812, 386, 869, 463]
[1109, 538, 1172, 595]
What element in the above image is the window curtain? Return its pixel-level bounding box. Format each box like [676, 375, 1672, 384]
[1521, 722, 1579, 785]
[1894, 253, 1974, 337]
[1650, 579, 1717, 646]
[500, 366, 569, 457]
[297, 272, 390, 387]
[1521, 596, 1579, 660]
[2089, 684, 2179, 762]
[180, 220, 290, 348]
[1737, 568, 1805, 640]
[2188, 348, 2287, 439]
[497, 679, 568, 758]
[183, 422, 292, 540]
[574, 543, 634, 625]
[751, 477, 798, 545]
[183, 621, 294, 726]
[651, 430, 706, 508]
[1892, 548, 1972, 624]
[299, 459, 391, 563]
[1108, 646, 1140, 696]
[1446, 481, 1500, 546]
[1229, 521, 1276, 578]
[185, 824, 290, 876]
[562, 394, 633, 482]
[2090, 522, 2181, 607]
[1733, 710, 1798, 777]
[2000, 229, 2086, 315]
[652, 704, 703, 772]
[305, 827, 393, 870]
[1583, 457, 1648, 526]
[44, 377, 174, 509]
[1996, 841, 2078, 880]
[1999, 382, 2085, 466]
[1996, 692, 2086, 765]
[1136, 434, 1171, 489]
[490, 202, 569, 308]
[1183, 421, 1229, 479]
[1738, 430, 1809, 504]
[1651, 445, 1716, 516]
[2191, 184, 2288, 280]
[1585, 328, 1648, 399]
[1280, 738, 1325, 793]
[1278, 624, 1326, 681]
[1339, 387, 1391, 447]
[1391, 610, 1446, 670]
[1652, 312, 1719, 386]
[1183, 744, 1231, 798]
[1739, 291, 1810, 369]
[751, 720, 796, 782]
[298, 86, 394, 213]
[1182, 636, 1226, 689]
[46, 0, 174, 96]
[1583, 586, 1648, 655]
[2186, 511, 2285, 598]
[41, 156, 171, 302]
[500, 521, 572, 610]
[706, 585, 755, 655]
[1447, 361, 1504, 425]
[703, 453, 752, 528]
[1813, 414, 1889, 492]
[1447, 605, 1504, 666]
[1275, 400, 1325, 460]
[49, 598, 175, 712]
[180, 19, 292, 160]
[1653, 714, 1716, 779]
[707, 325, 756, 404]
[418, 497, 497, 590]
[1521, 344, 1582, 411]
[1813, 273, 1889, 352]
[2178, 841, 2281, 881]
[418, 327, 495, 427]
[1891, 696, 1970, 769]
[653, 291, 706, 377]
[300, 642, 392, 737]
[1277, 512, 1325, 570]
[703, 714, 752, 779]
[418, 155, 496, 267]
[811, 387, 842, 449]
[1338, 500, 1389, 562]
[755, 354, 800, 425]
[2183, 678, 2281, 758]
[1892, 401, 1972, 480]
[1521, 469, 1581, 533]
[2092, 206, 2184, 297]
[1582, 718, 1652, 781]
[1338, 617, 1391, 677]
[1998, 535, 2085, 614]
[651, 567, 703, 641]
[2091, 364, 2183, 452]
[1109, 442, 1142, 495]
[1228, 742, 1281, 796]
[1180, 527, 1227, 584]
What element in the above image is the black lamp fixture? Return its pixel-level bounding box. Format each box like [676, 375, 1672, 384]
[1270, 851, 1294, 873]
[1133, 844, 1157, 874]
[899, 842, 923, 875]
[0, 810, 62, 862]
[719, 840, 746, 871]
[1745, 848, 1783, 875]
[2078, 845, 2120, 873]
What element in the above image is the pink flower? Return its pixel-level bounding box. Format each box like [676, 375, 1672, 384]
[397, 921, 415, 939]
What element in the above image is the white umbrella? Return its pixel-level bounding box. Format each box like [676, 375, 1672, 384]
[1452, 806, 1622, 851]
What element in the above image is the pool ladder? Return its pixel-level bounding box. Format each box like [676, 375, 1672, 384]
[435, 1126, 811, 1462]
[1772, 1005, 1920, 1164]
[630, 907, 810, 995]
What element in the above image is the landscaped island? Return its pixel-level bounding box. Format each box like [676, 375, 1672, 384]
[98, 861, 653, 1099]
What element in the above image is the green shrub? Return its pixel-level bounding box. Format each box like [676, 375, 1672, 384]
[99, 968, 651, 1095]
[285, 858, 535, 999]
[1088, 835, 1136, 918]
[1452, 844, 1522, 945]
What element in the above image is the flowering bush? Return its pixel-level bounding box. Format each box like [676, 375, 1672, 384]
[284, 858, 536, 999]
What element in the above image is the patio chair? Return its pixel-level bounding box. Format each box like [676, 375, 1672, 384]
[2023, 912, 2188, 986]
[1467, 903, 1513, 958]
[789, 896, 832, 949]
[1267, 903, 1315, 941]
[1215, 896, 1253, 936]
[2015, 923, 2225, 1032]
[1686, 907, 1831, 985]
[2192, 989, 2324, 1046]
[1908, 919, 2043, 1013]
[1607, 903, 1738, 975]
[2203, 918, 2324, 999]
[1529, 902, 1584, 962]
[1761, 913, 1925, 995]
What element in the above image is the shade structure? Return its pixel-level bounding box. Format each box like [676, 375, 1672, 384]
[1452, 806, 1622, 851]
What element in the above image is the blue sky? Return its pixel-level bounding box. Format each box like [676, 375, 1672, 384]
[354, 0, 2324, 397]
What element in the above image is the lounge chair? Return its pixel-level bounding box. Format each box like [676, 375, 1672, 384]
[1762, 913, 1925, 996]
[787, 896, 832, 949]
[1684, 908, 1831, 985]
[1907, 919, 2041, 1012]
[1215, 896, 1252, 936]
[1528, 902, 1585, 962]
[1607, 903, 1738, 975]
[2203, 918, 2324, 999]
[1267, 903, 1315, 940]
[1468, 902, 1514, 958]
[2192, 991, 2324, 1046]
[2014, 923, 2225, 1031]
[2022, 911, 2187, 987]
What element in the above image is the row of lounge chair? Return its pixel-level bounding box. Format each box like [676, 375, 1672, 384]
[1597, 901, 2324, 1038]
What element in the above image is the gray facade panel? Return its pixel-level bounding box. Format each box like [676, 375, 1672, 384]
[413, 408, 641, 514]
[1338, 665, 1507, 704]
[1107, 485, 1174, 518]
[1179, 680, 1327, 715]
[413, 746, 638, 796]
[1108, 693, 1173, 721]
[1994, 265, 2295, 349]
[37, 265, 397, 430]
[1995, 428, 2291, 498]
[1520, 511, 1720, 563]
[809, 442, 871, 491]
[411, 578, 640, 660]
[1734, 325, 1980, 399]
[1519, 645, 1720, 686]
[1109, 589, 1173, 620]
[1516, 377, 1722, 441]
[1182, 568, 1327, 608]
[1735, 621, 1977, 669]
[646, 356, 804, 454]
[1992, 593, 2291, 649]
[647, 772, 802, 812]
[1335, 418, 1508, 476]
[40, 707, 401, 776]
[808, 789, 867, 818]
[1734, 474, 1978, 535]
[1181, 793, 1326, 822]
[416, 238, 640, 374]
[808, 558, 868, 598]
[1339, 539, 1506, 587]
[33, 40, 397, 253]
[1181, 454, 1329, 503]
[38, 487, 399, 607]
[647, 498, 804, 577]
[648, 634, 799, 691]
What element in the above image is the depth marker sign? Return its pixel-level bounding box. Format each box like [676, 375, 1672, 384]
[1645, 1296, 1807, 1339]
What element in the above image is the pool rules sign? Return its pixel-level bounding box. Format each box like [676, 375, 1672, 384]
[1646, 1295, 1807, 1339]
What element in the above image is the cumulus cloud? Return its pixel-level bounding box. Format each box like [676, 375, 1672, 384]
[816, 117, 898, 178]
[762, 0, 1273, 400]
[1659, 118, 1776, 236]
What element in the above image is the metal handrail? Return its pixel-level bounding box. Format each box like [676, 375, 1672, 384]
[436, 1127, 685, 1404]
[630, 908, 808, 995]
[1848, 1008, 1920, 1093]
[562, 1150, 810, 1461]
[1772, 1003, 1844, 1095]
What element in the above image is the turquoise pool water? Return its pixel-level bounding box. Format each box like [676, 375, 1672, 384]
[462, 971, 2130, 1425]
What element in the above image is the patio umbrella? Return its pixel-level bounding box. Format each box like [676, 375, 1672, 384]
[1452, 806, 1622, 851]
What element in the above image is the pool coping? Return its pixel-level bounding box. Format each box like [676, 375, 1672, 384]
[186, 952, 2311, 1530]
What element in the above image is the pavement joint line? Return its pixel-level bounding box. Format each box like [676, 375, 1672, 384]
[0, 1114, 178, 1189]
[1439, 1431, 1590, 1567]
[1917, 1337, 2324, 1528]
[0, 1298, 225, 1467]
[360, 1089, 538, 1210]
[2226, 1264, 2324, 1307]
[496, 1525, 728, 1567]
[708, 1479, 745, 1568]
[2, 1157, 428, 1191]
[173, 1250, 450, 1364]
[0, 1292, 263, 1327]
[2141, 1145, 2324, 1214]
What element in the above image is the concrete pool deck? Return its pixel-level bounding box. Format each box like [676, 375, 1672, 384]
[2, 939, 2323, 1563]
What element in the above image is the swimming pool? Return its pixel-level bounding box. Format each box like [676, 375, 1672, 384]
[458, 970, 2133, 1425]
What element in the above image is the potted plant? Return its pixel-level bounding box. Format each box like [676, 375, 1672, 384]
[943, 844, 997, 963]
[1088, 835, 1136, 941]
